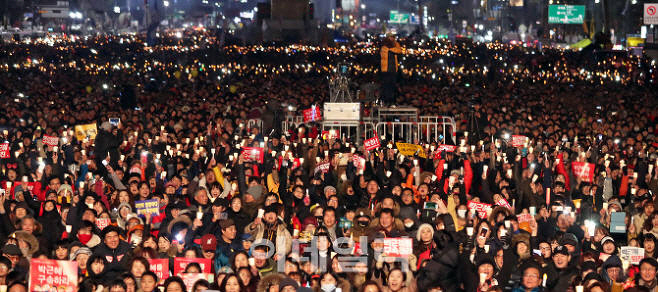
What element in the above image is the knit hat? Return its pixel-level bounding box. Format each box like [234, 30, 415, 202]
[246, 185, 264, 201]
[70, 246, 92, 261]
[323, 186, 337, 195]
[279, 277, 299, 291]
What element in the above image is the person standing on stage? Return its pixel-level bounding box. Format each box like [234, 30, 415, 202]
[380, 34, 405, 106]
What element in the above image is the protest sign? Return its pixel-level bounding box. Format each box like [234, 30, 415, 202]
[314, 162, 330, 174]
[517, 213, 534, 233]
[95, 218, 111, 231]
[620, 246, 645, 265]
[395, 142, 427, 158]
[383, 238, 413, 257]
[438, 144, 457, 152]
[29, 259, 77, 292]
[496, 198, 513, 210]
[173, 258, 212, 276]
[572, 162, 595, 182]
[610, 212, 626, 233]
[0, 143, 9, 159]
[511, 135, 528, 147]
[468, 201, 492, 219]
[241, 147, 264, 164]
[303, 106, 322, 123]
[148, 258, 170, 283]
[364, 136, 381, 151]
[74, 123, 97, 140]
[135, 199, 160, 216]
[42, 136, 59, 147]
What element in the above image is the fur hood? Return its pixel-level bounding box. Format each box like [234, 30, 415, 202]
[256, 273, 286, 292]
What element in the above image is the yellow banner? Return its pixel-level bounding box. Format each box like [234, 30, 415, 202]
[74, 123, 98, 141]
[395, 142, 427, 158]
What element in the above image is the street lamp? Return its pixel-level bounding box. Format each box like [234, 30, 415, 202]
[113, 6, 120, 13]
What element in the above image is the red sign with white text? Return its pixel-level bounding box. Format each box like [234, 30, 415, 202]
[148, 258, 170, 283]
[0, 143, 9, 158]
[241, 147, 264, 164]
[173, 258, 211, 276]
[511, 135, 528, 148]
[303, 107, 322, 123]
[364, 137, 381, 151]
[572, 162, 595, 182]
[29, 259, 77, 292]
[42, 136, 59, 147]
[468, 201, 492, 219]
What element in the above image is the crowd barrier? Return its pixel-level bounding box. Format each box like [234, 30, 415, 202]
[271, 113, 457, 145]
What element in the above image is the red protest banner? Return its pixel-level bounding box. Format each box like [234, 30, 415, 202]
[468, 200, 492, 219]
[0, 143, 9, 159]
[433, 145, 458, 159]
[29, 259, 77, 292]
[496, 198, 513, 209]
[511, 135, 528, 148]
[302, 106, 322, 123]
[95, 218, 111, 231]
[42, 136, 59, 147]
[173, 258, 212, 276]
[148, 258, 170, 283]
[364, 136, 381, 151]
[241, 147, 264, 164]
[437, 144, 457, 152]
[572, 162, 595, 183]
[314, 162, 330, 174]
[382, 238, 413, 257]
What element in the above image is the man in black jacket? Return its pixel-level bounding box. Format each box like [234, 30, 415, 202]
[545, 245, 578, 292]
[94, 121, 122, 172]
[92, 226, 132, 279]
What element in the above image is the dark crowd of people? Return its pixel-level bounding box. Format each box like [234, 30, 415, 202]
[0, 31, 656, 292]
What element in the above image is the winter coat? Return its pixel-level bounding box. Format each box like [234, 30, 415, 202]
[244, 221, 292, 256]
[91, 240, 132, 279]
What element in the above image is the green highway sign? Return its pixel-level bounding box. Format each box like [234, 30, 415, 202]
[548, 5, 585, 24]
[389, 10, 410, 24]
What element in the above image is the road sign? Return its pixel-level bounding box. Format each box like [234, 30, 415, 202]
[389, 10, 410, 24]
[645, 4, 658, 24]
[548, 5, 585, 24]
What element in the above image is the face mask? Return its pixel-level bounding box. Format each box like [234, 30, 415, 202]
[405, 222, 415, 228]
[86, 203, 94, 209]
[78, 233, 92, 244]
[321, 284, 336, 292]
